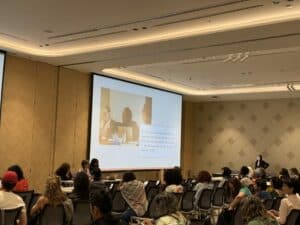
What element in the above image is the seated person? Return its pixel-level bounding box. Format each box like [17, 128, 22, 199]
[121, 107, 139, 142]
[290, 168, 300, 179]
[100, 106, 118, 143]
[30, 176, 73, 225]
[269, 177, 284, 199]
[164, 168, 184, 193]
[55, 162, 73, 181]
[268, 178, 300, 224]
[89, 189, 120, 225]
[218, 167, 232, 187]
[69, 172, 90, 201]
[278, 168, 290, 179]
[8, 164, 29, 192]
[255, 179, 272, 201]
[239, 166, 250, 179]
[228, 177, 252, 210]
[150, 192, 187, 225]
[90, 158, 101, 179]
[241, 196, 279, 225]
[120, 172, 148, 225]
[0, 171, 27, 225]
[79, 160, 91, 179]
[193, 170, 213, 208]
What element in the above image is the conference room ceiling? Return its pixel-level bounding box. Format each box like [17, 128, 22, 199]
[1, 0, 300, 101]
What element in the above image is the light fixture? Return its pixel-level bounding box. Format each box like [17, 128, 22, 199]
[102, 68, 298, 96]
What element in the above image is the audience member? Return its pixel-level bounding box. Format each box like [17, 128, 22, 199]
[241, 196, 279, 225]
[30, 176, 73, 225]
[164, 168, 183, 193]
[193, 170, 213, 208]
[255, 179, 272, 201]
[268, 177, 300, 224]
[0, 171, 27, 225]
[79, 160, 92, 178]
[93, 168, 102, 182]
[120, 172, 148, 225]
[69, 172, 90, 201]
[239, 166, 250, 178]
[55, 162, 73, 180]
[150, 192, 187, 225]
[289, 168, 299, 179]
[90, 158, 101, 179]
[255, 155, 269, 169]
[278, 168, 290, 179]
[269, 177, 284, 198]
[8, 164, 29, 192]
[218, 167, 232, 187]
[228, 177, 252, 210]
[89, 189, 120, 225]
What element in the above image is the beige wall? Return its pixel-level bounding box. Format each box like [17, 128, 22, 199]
[0, 55, 160, 192]
[189, 99, 300, 176]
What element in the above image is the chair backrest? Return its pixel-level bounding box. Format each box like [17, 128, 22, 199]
[285, 209, 300, 225]
[198, 189, 213, 210]
[181, 190, 196, 212]
[147, 187, 159, 202]
[272, 197, 283, 211]
[263, 198, 274, 210]
[14, 190, 34, 212]
[212, 187, 224, 207]
[73, 200, 91, 225]
[145, 180, 158, 193]
[38, 205, 65, 225]
[112, 191, 127, 213]
[0, 207, 22, 225]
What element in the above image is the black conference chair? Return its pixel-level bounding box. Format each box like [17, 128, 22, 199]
[284, 209, 300, 225]
[263, 198, 274, 210]
[198, 189, 213, 212]
[146, 187, 159, 203]
[0, 207, 22, 225]
[14, 190, 34, 213]
[38, 205, 65, 225]
[181, 190, 196, 213]
[272, 197, 283, 211]
[112, 191, 127, 214]
[73, 200, 92, 225]
[211, 187, 224, 208]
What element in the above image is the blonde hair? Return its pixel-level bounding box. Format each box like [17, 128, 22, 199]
[44, 176, 67, 206]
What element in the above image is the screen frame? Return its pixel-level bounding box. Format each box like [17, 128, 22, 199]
[89, 73, 183, 172]
[0, 50, 6, 123]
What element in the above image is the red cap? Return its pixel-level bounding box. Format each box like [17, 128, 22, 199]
[2, 171, 18, 184]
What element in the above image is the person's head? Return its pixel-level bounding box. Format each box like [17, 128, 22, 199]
[44, 176, 66, 206]
[7, 165, 25, 181]
[122, 172, 136, 183]
[279, 168, 290, 178]
[102, 106, 111, 122]
[55, 163, 71, 178]
[81, 160, 89, 170]
[90, 158, 99, 169]
[271, 176, 283, 190]
[256, 179, 268, 191]
[240, 177, 253, 187]
[241, 196, 267, 223]
[290, 168, 299, 176]
[281, 177, 300, 195]
[257, 155, 262, 161]
[122, 107, 133, 124]
[222, 167, 232, 178]
[164, 168, 183, 186]
[1, 171, 18, 191]
[228, 177, 241, 197]
[93, 168, 102, 182]
[90, 189, 112, 221]
[149, 192, 178, 219]
[240, 166, 249, 178]
[74, 172, 90, 194]
[197, 170, 212, 183]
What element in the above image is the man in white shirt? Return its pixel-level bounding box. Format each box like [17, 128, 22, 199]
[0, 171, 27, 225]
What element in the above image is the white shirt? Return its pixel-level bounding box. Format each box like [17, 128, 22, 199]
[0, 190, 26, 213]
[277, 194, 300, 224]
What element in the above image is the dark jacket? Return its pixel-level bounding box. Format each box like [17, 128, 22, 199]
[255, 160, 269, 169]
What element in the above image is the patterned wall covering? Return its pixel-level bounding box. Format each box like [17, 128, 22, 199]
[190, 99, 300, 176]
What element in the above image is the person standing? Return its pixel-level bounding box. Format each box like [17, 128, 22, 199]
[255, 155, 269, 169]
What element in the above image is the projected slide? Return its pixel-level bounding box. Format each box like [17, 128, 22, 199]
[0, 52, 5, 109]
[90, 75, 182, 171]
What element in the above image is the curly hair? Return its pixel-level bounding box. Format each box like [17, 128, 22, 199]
[197, 170, 212, 183]
[44, 176, 67, 206]
[241, 196, 267, 223]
